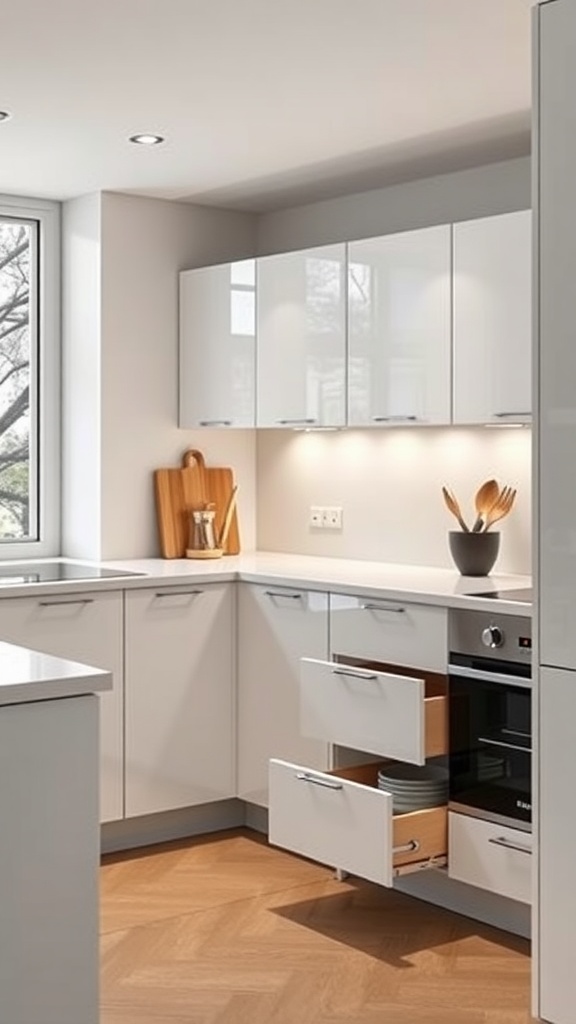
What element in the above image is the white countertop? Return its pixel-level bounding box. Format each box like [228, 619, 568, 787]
[101, 551, 531, 614]
[0, 641, 112, 706]
[0, 551, 532, 613]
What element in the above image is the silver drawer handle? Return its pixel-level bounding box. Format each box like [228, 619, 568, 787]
[154, 589, 203, 599]
[332, 668, 379, 682]
[295, 772, 343, 790]
[198, 419, 232, 426]
[276, 417, 318, 425]
[360, 602, 406, 614]
[488, 836, 532, 855]
[265, 591, 303, 600]
[39, 598, 94, 607]
[392, 839, 420, 855]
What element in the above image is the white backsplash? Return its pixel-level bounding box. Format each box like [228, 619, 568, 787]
[256, 427, 532, 575]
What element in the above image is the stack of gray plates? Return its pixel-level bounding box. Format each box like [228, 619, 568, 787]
[377, 762, 448, 814]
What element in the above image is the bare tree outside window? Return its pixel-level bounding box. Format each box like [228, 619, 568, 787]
[0, 217, 35, 540]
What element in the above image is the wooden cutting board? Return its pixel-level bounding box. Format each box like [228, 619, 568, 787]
[154, 449, 240, 558]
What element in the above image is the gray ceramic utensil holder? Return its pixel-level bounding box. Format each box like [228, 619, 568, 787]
[448, 531, 500, 576]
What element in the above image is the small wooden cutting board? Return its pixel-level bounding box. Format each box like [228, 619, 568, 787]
[154, 449, 240, 558]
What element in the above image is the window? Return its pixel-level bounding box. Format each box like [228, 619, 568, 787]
[0, 196, 60, 558]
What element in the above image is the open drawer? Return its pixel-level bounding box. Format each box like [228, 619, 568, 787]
[269, 758, 447, 888]
[300, 657, 447, 765]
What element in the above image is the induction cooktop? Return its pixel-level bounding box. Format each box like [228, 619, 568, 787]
[0, 561, 145, 585]
[467, 586, 533, 604]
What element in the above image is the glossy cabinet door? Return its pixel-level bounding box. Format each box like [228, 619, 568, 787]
[256, 244, 346, 427]
[237, 584, 329, 807]
[125, 583, 234, 817]
[179, 259, 256, 427]
[453, 210, 531, 425]
[0, 591, 124, 822]
[538, 0, 576, 673]
[347, 226, 451, 426]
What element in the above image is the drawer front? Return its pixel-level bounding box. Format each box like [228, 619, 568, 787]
[269, 758, 395, 886]
[300, 657, 426, 764]
[269, 759, 447, 888]
[448, 812, 532, 904]
[330, 595, 447, 672]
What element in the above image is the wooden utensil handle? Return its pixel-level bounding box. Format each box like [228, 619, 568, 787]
[218, 485, 238, 551]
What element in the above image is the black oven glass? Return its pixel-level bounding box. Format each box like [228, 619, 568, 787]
[449, 669, 531, 825]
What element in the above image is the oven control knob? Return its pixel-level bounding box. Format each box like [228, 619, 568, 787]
[482, 625, 504, 648]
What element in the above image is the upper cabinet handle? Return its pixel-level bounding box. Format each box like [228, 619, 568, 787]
[372, 415, 420, 423]
[276, 418, 318, 425]
[492, 412, 531, 419]
[198, 419, 232, 426]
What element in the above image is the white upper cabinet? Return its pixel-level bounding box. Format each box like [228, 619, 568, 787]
[453, 210, 532, 425]
[347, 226, 452, 426]
[256, 244, 347, 427]
[179, 259, 256, 428]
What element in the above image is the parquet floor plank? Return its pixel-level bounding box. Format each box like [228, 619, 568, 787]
[100, 827, 534, 1024]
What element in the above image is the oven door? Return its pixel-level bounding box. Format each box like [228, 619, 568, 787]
[448, 661, 532, 830]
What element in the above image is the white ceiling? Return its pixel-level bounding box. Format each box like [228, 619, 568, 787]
[0, 0, 533, 212]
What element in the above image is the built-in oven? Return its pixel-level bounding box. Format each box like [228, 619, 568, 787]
[448, 608, 532, 832]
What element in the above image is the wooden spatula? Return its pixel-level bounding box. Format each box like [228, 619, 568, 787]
[471, 479, 500, 532]
[442, 486, 469, 532]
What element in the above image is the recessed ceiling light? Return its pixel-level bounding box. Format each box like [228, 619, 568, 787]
[0, 111, 12, 122]
[129, 133, 165, 146]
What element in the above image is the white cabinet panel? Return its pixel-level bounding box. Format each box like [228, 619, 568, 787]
[125, 583, 234, 817]
[256, 244, 346, 427]
[539, 665, 576, 1024]
[448, 812, 532, 904]
[269, 758, 447, 887]
[179, 259, 256, 427]
[347, 226, 451, 426]
[237, 585, 328, 807]
[0, 592, 123, 822]
[330, 594, 448, 673]
[453, 210, 531, 425]
[538, 0, 576, 674]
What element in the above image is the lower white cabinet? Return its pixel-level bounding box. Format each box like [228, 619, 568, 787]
[448, 812, 532, 904]
[237, 584, 329, 807]
[124, 583, 235, 817]
[269, 759, 447, 887]
[0, 591, 123, 822]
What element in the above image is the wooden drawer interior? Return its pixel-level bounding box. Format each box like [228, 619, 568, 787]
[334, 656, 448, 759]
[330, 761, 448, 871]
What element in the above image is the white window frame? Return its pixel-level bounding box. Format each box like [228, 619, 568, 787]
[0, 194, 60, 559]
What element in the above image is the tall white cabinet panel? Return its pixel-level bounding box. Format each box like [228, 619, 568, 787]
[537, 5, 576, 1024]
[179, 259, 256, 427]
[256, 244, 346, 427]
[237, 584, 329, 807]
[347, 226, 451, 426]
[125, 583, 234, 817]
[453, 210, 531, 425]
[0, 591, 123, 822]
[538, 0, 576, 673]
[538, 667, 576, 1024]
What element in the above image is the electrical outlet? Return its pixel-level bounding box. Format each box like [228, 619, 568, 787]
[309, 506, 324, 527]
[322, 506, 343, 529]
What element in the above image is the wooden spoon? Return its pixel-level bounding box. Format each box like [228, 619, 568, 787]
[482, 488, 516, 531]
[442, 486, 469, 532]
[471, 479, 500, 532]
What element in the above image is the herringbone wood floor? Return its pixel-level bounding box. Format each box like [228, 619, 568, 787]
[100, 828, 534, 1024]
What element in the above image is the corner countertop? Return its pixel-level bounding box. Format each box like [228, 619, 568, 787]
[101, 551, 532, 614]
[0, 641, 112, 707]
[0, 551, 532, 614]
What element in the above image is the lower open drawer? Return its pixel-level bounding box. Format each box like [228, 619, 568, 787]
[269, 758, 447, 887]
